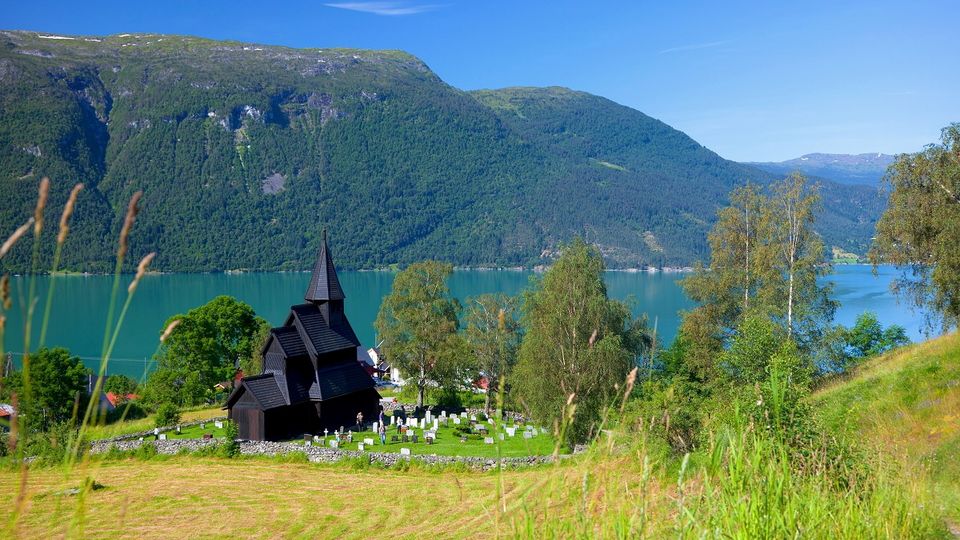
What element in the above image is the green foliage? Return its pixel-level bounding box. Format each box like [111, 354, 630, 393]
[0, 33, 882, 275]
[154, 402, 181, 428]
[102, 374, 138, 398]
[871, 123, 960, 329]
[1, 347, 89, 432]
[144, 295, 267, 407]
[221, 421, 240, 458]
[375, 261, 463, 407]
[819, 312, 911, 373]
[514, 238, 649, 444]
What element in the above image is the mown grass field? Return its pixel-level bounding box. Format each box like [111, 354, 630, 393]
[0, 454, 669, 539]
[83, 407, 225, 440]
[812, 331, 960, 528]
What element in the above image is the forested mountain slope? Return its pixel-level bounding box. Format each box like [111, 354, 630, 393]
[0, 31, 883, 272]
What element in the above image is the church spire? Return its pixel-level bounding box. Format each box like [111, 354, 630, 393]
[304, 229, 345, 302]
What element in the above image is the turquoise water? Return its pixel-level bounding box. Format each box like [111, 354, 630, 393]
[2, 265, 929, 378]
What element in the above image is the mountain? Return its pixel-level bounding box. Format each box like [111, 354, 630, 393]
[748, 153, 896, 187]
[0, 31, 884, 272]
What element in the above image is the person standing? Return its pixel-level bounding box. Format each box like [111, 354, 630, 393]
[356, 411, 364, 431]
[379, 422, 386, 446]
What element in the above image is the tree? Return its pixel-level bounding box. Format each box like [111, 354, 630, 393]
[681, 175, 834, 383]
[103, 374, 138, 400]
[870, 123, 960, 330]
[375, 261, 462, 407]
[513, 238, 648, 444]
[463, 293, 522, 414]
[767, 173, 834, 341]
[3, 348, 89, 432]
[144, 296, 269, 407]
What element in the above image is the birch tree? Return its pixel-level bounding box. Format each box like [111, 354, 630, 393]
[870, 123, 960, 330]
[463, 293, 522, 414]
[375, 261, 462, 407]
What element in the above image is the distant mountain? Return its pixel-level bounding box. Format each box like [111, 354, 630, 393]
[0, 31, 884, 272]
[748, 153, 896, 187]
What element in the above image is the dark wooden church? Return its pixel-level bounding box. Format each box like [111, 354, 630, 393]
[226, 233, 380, 441]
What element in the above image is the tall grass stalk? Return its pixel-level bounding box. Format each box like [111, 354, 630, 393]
[38, 183, 83, 347]
[69, 191, 143, 464]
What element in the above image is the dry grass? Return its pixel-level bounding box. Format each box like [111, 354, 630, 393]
[0, 455, 669, 539]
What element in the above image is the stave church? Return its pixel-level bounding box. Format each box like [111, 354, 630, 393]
[226, 232, 380, 441]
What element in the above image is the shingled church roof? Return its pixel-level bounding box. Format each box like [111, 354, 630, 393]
[304, 230, 345, 302]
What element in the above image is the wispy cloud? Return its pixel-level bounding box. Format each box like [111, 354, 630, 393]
[325, 1, 441, 16]
[658, 40, 731, 55]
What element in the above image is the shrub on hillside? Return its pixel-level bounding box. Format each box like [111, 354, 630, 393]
[154, 403, 181, 428]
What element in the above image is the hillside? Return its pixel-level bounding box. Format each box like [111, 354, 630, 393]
[0, 31, 884, 272]
[749, 153, 896, 187]
[812, 332, 960, 527]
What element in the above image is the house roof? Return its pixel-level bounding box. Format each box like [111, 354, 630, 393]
[304, 230, 345, 302]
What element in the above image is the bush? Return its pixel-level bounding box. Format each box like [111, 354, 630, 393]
[220, 421, 240, 458]
[154, 403, 181, 428]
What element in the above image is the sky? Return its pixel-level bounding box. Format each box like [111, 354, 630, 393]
[4, 0, 958, 161]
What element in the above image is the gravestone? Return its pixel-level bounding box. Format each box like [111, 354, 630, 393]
[400, 448, 411, 456]
[499, 433, 505, 441]
[460, 437, 467, 443]
[390, 415, 396, 425]
[412, 434, 419, 444]
[402, 435, 409, 443]
[330, 440, 339, 449]
[304, 440, 311, 447]
[484, 437, 494, 444]
[419, 418, 426, 429]
[175, 425, 181, 434]
[391, 435, 399, 442]
[470, 415, 477, 421]
[200, 423, 205, 429]
[358, 443, 364, 452]
[214, 420, 223, 429]
[453, 417, 461, 425]
[372, 422, 379, 434]
[364, 438, 375, 446]
[158, 433, 167, 440]
[523, 431, 533, 439]
[506, 427, 516, 437]
[460, 412, 467, 418]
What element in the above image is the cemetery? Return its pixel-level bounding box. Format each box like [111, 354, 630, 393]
[90, 408, 559, 461]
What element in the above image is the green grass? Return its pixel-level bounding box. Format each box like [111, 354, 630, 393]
[83, 407, 225, 440]
[812, 331, 960, 528]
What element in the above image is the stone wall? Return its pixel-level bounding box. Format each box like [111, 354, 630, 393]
[88, 438, 560, 470]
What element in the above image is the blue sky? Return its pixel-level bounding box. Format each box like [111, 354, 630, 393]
[4, 0, 958, 161]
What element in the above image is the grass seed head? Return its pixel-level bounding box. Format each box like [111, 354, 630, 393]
[58, 183, 84, 245]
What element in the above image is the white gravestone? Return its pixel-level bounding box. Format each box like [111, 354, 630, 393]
[484, 437, 494, 444]
[523, 431, 533, 439]
[420, 418, 426, 429]
[470, 415, 477, 421]
[460, 412, 467, 418]
[390, 415, 396, 425]
[364, 438, 375, 446]
[499, 433, 505, 441]
[304, 440, 311, 447]
[158, 433, 167, 440]
[506, 427, 516, 437]
[329, 440, 339, 448]
[357, 443, 364, 452]
[214, 420, 223, 429]
[453, 417, 461, 425]
[400, 448, 411, 456]
[372, 422, 379, 434]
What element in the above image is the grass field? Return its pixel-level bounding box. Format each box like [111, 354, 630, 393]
[812, 331, 960, 528]
[0, 454, 670, 539]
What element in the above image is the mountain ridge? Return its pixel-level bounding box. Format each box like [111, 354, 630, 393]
[0, 30, 884, 272]
[748, 152, 896, 187]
